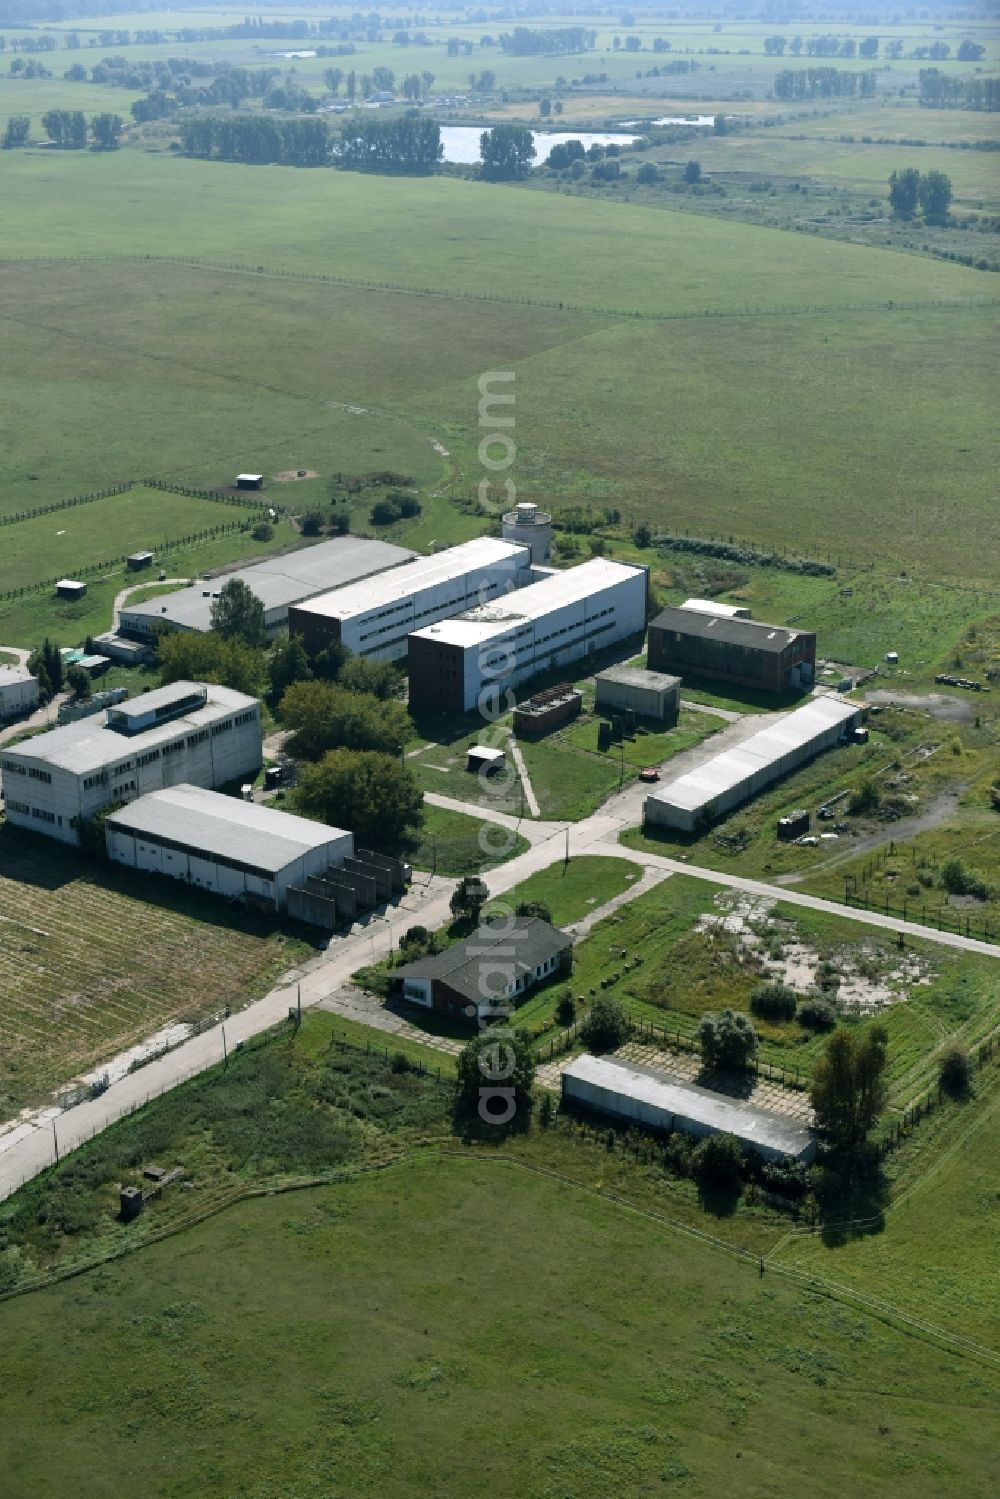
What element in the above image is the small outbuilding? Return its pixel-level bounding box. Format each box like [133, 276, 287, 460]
[55, 579, 87, 601]
[235, 473, 264, 491]
[391, 915, 572, 1022]
[595, 666, 681, 725]
[127, 551, 155, 571]
[561, 1054, 816, 1163]
[467, 745, 506, 776]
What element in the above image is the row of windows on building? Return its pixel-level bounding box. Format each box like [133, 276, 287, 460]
[357, 579, 506, 645]
[6, 801, 60, 825]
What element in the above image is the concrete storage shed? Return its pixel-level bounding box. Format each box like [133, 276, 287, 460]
[288, 537, 530, 663]
[105, 785, 352, 910]
[644, 695, 862, 833]
[594, 666, 681, 724]
[55, 579, 87, 601]
[561, 1054, 815, 1163]
[118, 537, 416, 641]
[0, 667, 39, 722]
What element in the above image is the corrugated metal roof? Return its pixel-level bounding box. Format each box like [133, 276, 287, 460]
[647, 695, 860, 813]
[2, 682, 256, 776]
[563, 1054, 814, 1158]
[651, 605, 808, 654]
[106, 785, 349, 873]
[291, 538, 529, 622]
[410, 559, 646, 648]
[121, 537, 416, 631]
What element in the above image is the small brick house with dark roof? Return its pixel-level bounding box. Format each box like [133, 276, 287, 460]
[390, 916, 572, 1023]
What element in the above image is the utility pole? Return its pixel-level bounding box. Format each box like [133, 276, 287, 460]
[565, 826, 570, 864]
[297, 982, 302, 1026]
[52, 1116, 59, 1164]
[221, 1021, 228, 1067]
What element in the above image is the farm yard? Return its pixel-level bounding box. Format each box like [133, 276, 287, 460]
[0, 829, 311, 1117]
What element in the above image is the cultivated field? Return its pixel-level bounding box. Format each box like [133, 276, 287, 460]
[0, 828, 310, 1116]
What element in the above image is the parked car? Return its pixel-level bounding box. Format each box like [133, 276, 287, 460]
[639, 767, 660, 783]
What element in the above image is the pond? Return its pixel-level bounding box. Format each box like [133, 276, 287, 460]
[439, 126, 640, 166]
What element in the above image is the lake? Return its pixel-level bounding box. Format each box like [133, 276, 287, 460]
[439, 127, 640, 166]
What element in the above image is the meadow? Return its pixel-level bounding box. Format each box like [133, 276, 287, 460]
[0, 1151, 995, 1498]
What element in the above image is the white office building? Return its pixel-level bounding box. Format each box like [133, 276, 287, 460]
[0, 667, 39, 723]
[0, 681, 262, 845]
[408, 558, 648, 714]
[117, 536, 415, 641]
[105, 785, 352, 910]
[288, 537, 531, 663]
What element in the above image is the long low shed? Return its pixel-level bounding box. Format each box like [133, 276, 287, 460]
[562, 1054, 816, 1163]
[644, 695, 862, 832]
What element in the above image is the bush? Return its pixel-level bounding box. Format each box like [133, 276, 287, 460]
[938, 1046, 971, 1096]
[939, 859, 990, 900]
[580, 995, 630, 1053]
[797, 992, 837, 1031]
[848, 780, 881, 816]
[556, 992, 576, 1027]
[539, 1091, 555, 1129]
[693, 1132, 742, 1187]
[749, 981, 797, 1021]
[515, 899, 552, 924]
[697, 1009, 758, 1070]
[252, 521, 274, 542]
[300, 510, 324, 536]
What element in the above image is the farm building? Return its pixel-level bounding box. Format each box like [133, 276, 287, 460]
[391, 916, 572, 1023]
[118, 537, 415, 641]
[105, 785, 352, 911]
[288, 538, 531, 663]
[512, 684, 582, 737]
[0, 681, 262, 845]
[680, 598, 751, 619]
[92, 632, 153, 666]
[0, 667, 39, 723]
[235, 473, 264, 490]
[55, 579, 87, 601]
[501, 502, 553, 566]
[126, 551, 155, 571]
[408, 559, 648, 714]
[594, 666, 681, 724]
[643, 694, 862, 833]
[647, 606, 816, 694]
[561, 1054, 816, 1164]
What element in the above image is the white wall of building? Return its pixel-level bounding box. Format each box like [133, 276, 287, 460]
[0, 671, 39, 722]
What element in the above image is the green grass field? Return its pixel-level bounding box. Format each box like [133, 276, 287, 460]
[411, 804, 530, 876]
[0, 1152, 996, 1498]
[486, 854, 641, 926]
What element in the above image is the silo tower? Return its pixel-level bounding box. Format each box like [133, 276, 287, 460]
[501, 502, 552, 566]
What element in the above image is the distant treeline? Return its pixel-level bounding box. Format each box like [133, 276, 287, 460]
[180, 115, 330, 167]
[774, 68, 877, 101]
[652, 534, 836, 576]
[497, 27, 596, 56]
[919, 69, 1000, 112]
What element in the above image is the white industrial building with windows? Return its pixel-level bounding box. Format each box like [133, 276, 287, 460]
[0, 681, 262, 845]
[643, 694, 863, 833]
[407, 558, 649, 714]
[117, 536, 416, 641]
[105, 786, 353, 911]
[287, 537, 532, 663]
[0, 666, 39, 723]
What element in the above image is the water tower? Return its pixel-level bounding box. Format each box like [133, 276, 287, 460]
[502, 502, 552, 566]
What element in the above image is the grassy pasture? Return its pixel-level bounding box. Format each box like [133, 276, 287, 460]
[771, 103, 1000, 146]
[411, 804, 530, 876]
[0, 1154, 996, 1498]
[485, 854, 641, 927]
[0, 827, 310, 1115]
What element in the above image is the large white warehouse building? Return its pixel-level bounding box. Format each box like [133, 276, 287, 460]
[105, 785, 352, 910]
[118, 536, 415, 641]
[287, 537, 531, 663]
[0, 681, 261, 844]
[562, 1054, 816, 1163]
[408, 558, 648, 714]
[644, 694, 862, 833]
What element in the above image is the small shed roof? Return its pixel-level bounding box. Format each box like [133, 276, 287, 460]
[394, 917, 571, 1006]
[468, 745, 505, 763]
[596, 666, 681, 692]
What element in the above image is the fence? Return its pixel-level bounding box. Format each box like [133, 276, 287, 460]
[875, 1029, 999, 1159]
[843, 888, 995, 944]
[540, 1014, 808, 1090]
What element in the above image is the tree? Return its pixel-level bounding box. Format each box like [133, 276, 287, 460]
[633, 521, 652, 546]
[157, 630, 266, 697]
[338, 656, 402, 700]
[636, 162, 658, 184]
[957, 40, 985, 62]
[763, 36, 787, 56]
[66, 664, 91, 701]
[209, 578, 267, 648]
[280, 679, 410, 760]
[515, 899, 552, 924]
[859, 37, 879, 59]
[450, 875, 489, 924]
[323, 66, 344, 95]
[479, 123, 535, 181]
[41, 638, 64, 693]
[580, 994, 630, 1053]
[335, 115, 442, 175]
[918, 169, 952, 225]
[1, 116, 30, 149]
[938, 1046, 971, 1096]
[713, 114, 728, 134]
[810, 1025, 888, 1156]
[538, 96, 551, 117]
[90, 113, 123, 150]
[693, 1132, 743, 1188]
[455, 1028, 535, 1128]
[697, 1009, 758, 1070]
[797, 992, 837, 1031]
[268, 634, 312, 700]
[683, 159, 701, 184]
[296, 749, 424, 848]
[888, 167, 920, 219]
[749, 981, 797, 1021]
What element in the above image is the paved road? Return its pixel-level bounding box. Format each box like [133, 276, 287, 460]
[3, 698, 998, 1201]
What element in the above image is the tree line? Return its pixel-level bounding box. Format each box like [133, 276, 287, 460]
[773, 68, 877, 102]
[919, 69, 1000, 112]
[889, 167, 953, 225]
[179, 115, 330, 167]
[4, 111, 126, 150]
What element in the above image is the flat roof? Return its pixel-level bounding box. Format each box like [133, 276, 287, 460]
[120, 537, 416, 631]
[410, 558, 646, 649]
[292, 538, 529, 623]
[0, 667, 35, 687]
[562, 1054, 814, 1159]
[1, 681, 257, 777]
[651, 606, 809, 654]
[106, 785, 349, 873]
[596, 666, 681, 692]
[646, 695, 860, 814]
[56, 578, 86, 589]
[680, 598, 749, 618]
